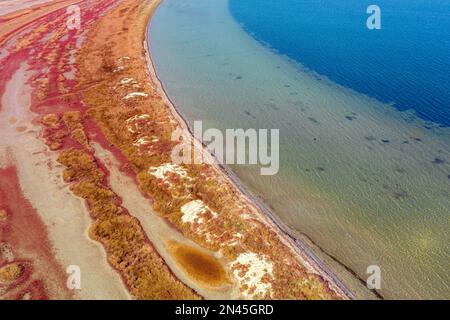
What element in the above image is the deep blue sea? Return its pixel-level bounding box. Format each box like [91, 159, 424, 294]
[229, 0, 450, 127]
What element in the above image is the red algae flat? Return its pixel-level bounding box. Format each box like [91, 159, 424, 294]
[0, 167, 70, 299]
[0, 0, 136, 300]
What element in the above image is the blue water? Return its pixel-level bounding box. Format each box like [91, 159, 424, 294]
[229, 0, 450, 127]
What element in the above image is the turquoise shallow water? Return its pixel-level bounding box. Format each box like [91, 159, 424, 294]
[149, 0, 450, 299]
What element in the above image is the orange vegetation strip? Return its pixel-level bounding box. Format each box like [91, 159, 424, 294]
[77, 0, 341, 299]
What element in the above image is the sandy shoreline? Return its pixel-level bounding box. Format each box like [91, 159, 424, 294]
[144, 0, 354, 299]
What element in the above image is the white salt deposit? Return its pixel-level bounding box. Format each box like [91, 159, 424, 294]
[148, 163, 190, 181]
[223, 232, 244, 247]
[133, 136, 158, 147]
[126, 114, 151, 133]
[113, 66, 125, 73]
[127, 114, 150, 121]
[230, 252, 274, 299]
[122, 92, 148, 100]
[119, 78, 137, 85]
[180, 199, 218, 224]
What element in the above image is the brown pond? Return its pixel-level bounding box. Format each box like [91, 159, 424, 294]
[168, 241, 229, 287]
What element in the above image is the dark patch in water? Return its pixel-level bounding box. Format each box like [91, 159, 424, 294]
[244, 110, 256, 119]
[359, 176, 368, 183]
[402, 140, 409, 144]
[307, 117, 319, 125]
[432, 158, 445, 165]
[284, 84, 291, 88]
[264, 102, 279, 111]
[393, 190, 409, 199]
[290, 92, 299, 96]
[412, 137, 422, 142]
[395, 167, 406, 174]
[345, 115, 356, 121]
[382, 139, 390, 144]
[383, 183, 409, 199]
[234, 76, 243, 80]
[317, 167, 325, 172]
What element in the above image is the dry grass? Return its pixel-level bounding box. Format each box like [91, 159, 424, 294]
[0, 263, 24, 283]
[62, 112, 91, 150]
[41, 113, 65, 151]
[41, 114, 60, 128]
